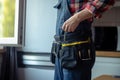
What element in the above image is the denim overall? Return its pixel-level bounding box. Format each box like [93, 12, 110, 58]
[53, 0, 95, 80]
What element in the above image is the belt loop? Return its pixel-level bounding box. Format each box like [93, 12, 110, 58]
[63, 32, 67, 42]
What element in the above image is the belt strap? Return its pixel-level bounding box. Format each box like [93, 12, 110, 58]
[62, 38, 90, 47]
[54, 31, 89, 42]
[54, 32, 90, 47]
[62, 40, 89, 47]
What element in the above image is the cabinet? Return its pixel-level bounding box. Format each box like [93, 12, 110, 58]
[93, 7, 120, 26]
[92, 0, 120, 26]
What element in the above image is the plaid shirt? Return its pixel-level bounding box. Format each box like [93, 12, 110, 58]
[69, 0, 115, 18]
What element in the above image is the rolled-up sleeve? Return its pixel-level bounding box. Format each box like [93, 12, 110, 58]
[85, 0, 115, 18]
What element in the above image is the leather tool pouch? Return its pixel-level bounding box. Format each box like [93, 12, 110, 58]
[50, 41, 61, 64]
[60, 45, 78, 69]
[60, 43, 91, 69]
[50, 42, 56, 64]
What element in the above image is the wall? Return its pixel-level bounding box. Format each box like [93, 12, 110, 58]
[22, 0, 57, 52]
[18, 0, 120, 80]
[18, 0, 56, 79]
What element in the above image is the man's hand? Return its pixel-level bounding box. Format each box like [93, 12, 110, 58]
[62, 13, 80, 32]
[62, 8, 93, 32]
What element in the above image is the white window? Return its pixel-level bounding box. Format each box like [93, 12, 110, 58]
[0, 0, 26, 47]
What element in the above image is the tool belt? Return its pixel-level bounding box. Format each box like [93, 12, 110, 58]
[50, 33, 92, 69]
[54, 31, 89, 42]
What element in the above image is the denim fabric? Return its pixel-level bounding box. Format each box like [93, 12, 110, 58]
[53, 0, 95, 80]
[54, 58, 63, 80]
[63, 67, 91, 80]
[54, 56, 94, 80]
